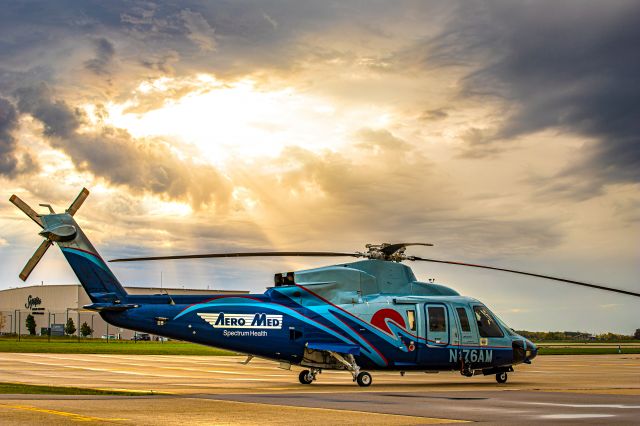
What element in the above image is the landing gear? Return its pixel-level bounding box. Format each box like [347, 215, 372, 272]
[299, 370, 313, 384]
[356, 371, 372, 387]
[298, 368, 320, 385]
[496, 372, 508, 384]
[325, 351, 371, 387]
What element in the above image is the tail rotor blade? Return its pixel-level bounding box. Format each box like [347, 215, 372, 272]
[66, 187, 90, 216]
[19, 239, 53, 281]
[9, 195, 43, 228]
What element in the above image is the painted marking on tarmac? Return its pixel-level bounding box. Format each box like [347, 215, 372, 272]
[540, 414, 616, 419]
[1, 358, 187, 378]
[0, 403, 128, 422]
[185, 397, 470, 424]
[526, 402, 640, 409]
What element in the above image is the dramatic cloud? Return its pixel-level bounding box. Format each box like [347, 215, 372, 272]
[0, 96, 38, 176]
[84, 38, 116, 75]
[15, 84, 231, 207]
[0, 1, 637, 333]
[179, 9, 216, 52]
[0, 97, 19, 175]
[429, 1, 640, 197]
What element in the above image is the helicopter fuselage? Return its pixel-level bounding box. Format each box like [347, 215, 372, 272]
[99, 275, 537, 375]
[13, 201, 539, 386]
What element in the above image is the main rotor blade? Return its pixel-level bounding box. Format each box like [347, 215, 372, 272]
[66, 187, 89, 216]
[411, 256, 640, 298]
[110, 251, 360, 263]
[19, 239, 53, 281]
[9, 195, 43, 228]
[380, 243, 433, 256]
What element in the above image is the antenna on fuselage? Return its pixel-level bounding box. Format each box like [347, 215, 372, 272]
[159, 272, 175, 305]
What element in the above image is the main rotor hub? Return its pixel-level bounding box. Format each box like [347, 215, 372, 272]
[360, 243, 409, 262]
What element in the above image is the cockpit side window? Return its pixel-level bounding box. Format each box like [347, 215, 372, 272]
[406, 309, 416, 331]
[456, 307, 471, 332]
[473, 305, 504, 338]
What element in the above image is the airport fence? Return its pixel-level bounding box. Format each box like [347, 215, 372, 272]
[0, 309, 155, 342]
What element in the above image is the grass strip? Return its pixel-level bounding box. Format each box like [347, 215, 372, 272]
[537, 347, 640, 355]
[0, 382, 156, 395]
[0, 340, 234, 355]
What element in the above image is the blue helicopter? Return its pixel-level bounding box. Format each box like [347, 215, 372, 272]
[10, 188, 640, 387]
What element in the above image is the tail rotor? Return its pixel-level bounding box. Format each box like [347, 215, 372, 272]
[9, 188, 90, 281]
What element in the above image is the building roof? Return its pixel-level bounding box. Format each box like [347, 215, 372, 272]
[0, 284, 248, 293]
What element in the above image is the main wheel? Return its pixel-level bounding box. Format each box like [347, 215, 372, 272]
[356, 371, 372, 387]
[299, 370, 313, 384]
[496, 372, 508, 384]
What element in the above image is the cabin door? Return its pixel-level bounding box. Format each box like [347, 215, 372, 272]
[454, 306, 477, 346]
[425, 304, 449, 345]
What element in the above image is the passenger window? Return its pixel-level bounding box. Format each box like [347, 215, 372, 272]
[428, 307, 446, 332]
[473, 306, 504, 338]
[407, 310, 416, 331]
[456, 307, 471, 332]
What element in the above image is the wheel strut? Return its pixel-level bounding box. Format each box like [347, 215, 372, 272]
[327, 351, 371, 386]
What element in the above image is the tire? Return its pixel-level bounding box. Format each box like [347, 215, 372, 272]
[356, 371, 372, 387]
[496, 372, 508, 384]
[299, 370, 313, 385]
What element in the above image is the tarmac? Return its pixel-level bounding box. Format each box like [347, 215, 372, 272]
[0, 353, 638, 424]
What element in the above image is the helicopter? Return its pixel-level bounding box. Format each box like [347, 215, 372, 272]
[10, 188, 640, 387]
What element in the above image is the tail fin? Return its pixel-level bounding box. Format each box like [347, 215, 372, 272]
[10, 188, 128, 302]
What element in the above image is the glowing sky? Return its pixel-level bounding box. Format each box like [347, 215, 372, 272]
[0, 1, 638, 333]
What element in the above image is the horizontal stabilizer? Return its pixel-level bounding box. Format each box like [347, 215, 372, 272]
[83, 303, 139, 312]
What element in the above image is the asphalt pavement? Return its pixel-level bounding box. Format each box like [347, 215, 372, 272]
[0, 353, 638, 424]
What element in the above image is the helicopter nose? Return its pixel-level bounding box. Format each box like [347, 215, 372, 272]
[526, 340, 538, 361]
[512, 338, 537, 364]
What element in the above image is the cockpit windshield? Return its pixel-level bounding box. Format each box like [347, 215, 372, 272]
[473, 305, 504, 338]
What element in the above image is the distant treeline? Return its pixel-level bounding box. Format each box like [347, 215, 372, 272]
[515, 330, 640, 341]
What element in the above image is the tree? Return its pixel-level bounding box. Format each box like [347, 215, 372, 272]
[635, 329, 640, 340]
[64, 317, 76, 335]
[25, 314, 36, 335]
[80, 321, 93, 337]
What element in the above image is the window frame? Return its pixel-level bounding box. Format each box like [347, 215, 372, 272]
[455, 307, 471, 332]
[473, 305, 504, 338]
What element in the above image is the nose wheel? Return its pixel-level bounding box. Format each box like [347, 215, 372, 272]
[496, 372, 508, 383]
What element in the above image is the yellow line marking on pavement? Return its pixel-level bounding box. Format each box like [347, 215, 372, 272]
[0, 403, 128, 422]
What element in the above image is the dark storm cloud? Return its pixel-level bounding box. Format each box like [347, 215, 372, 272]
[15, 84, 231, 207]
[0, 97, 19, 175]
[0, 96, 39, 177]
[429, 1, 640, 196]
[84, 38, 116, 75]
